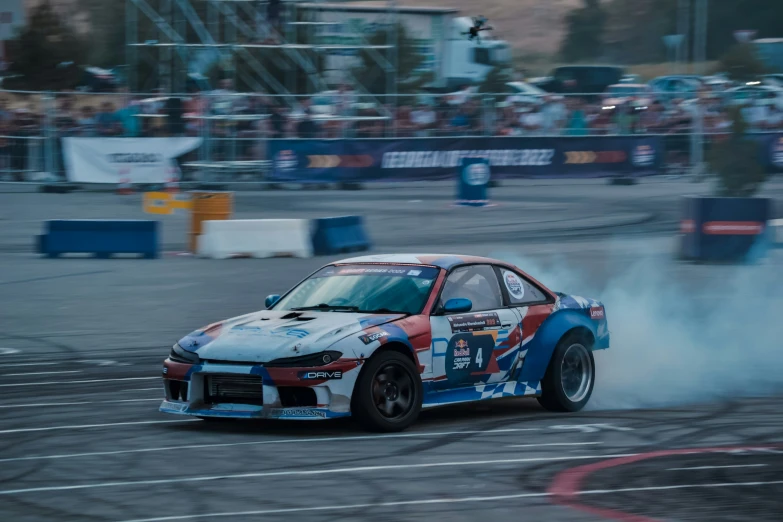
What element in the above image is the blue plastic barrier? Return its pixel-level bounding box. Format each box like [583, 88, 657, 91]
[679, 197, 771, 262]
[38, 220, 159, 259]
[310, 216, 371, 256]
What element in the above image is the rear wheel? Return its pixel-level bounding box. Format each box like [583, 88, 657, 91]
[352, 351, 422, 432]
[537, 333, 595, 412]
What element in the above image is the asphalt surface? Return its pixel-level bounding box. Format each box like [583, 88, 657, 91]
[1, 178, 783, 522]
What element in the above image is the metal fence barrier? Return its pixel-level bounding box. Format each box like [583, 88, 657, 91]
[0, 89, 780, 184]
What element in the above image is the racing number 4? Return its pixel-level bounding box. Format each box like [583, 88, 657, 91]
[475, 348, 483, 367]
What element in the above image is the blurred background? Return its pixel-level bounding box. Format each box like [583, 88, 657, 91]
[0, 0, 781, 182]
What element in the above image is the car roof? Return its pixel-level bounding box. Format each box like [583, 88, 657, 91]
[334, 253, 514, 270]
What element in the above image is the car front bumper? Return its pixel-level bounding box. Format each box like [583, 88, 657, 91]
[160, 358, 361, 420]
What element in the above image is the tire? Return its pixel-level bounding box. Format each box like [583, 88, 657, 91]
[351, 350, 423, 432]
[537, 332, 595, 412]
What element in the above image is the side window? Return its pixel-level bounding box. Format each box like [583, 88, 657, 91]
[439, 265, 503, 312]
[498, 268, 548, 305]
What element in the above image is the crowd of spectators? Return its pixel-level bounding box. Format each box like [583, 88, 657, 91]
[1, 79, 782, 177]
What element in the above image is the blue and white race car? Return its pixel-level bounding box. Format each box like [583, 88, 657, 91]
[161, 254, 609, 431]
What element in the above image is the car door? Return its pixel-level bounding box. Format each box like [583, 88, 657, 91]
[493, 266, 556, 382]
[429, 264, 520, 389]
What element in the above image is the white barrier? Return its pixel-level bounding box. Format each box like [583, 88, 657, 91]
[771, 219, 783, 247]
[197, 219, 313, 259]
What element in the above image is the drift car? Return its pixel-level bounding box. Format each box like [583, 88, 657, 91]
[161, 254, 609, 432]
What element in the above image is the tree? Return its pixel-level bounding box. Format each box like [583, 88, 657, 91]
[715, 43, 767, 81]
[708, 107, 766, 197]
[355, 23, 433, 95]
[560, 0, 608, 62]
[76, 0, 126, 67]
[5, 1, 86, 91]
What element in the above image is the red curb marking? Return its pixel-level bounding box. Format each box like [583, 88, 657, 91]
[548, 445, 781, 522]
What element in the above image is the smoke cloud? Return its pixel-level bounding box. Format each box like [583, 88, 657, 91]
[493, 242, 783, 410]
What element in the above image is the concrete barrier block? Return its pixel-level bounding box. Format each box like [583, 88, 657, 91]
[197, 219, 313, 259]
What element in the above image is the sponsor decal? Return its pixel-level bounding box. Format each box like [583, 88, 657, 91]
[162, 400, 187, 412]
[564, 150, 627, 164]
[316, 265, 438, 280]
[230, 325, 310, 339]
[589, 306, 605, 320]
[273, 408, 326, 418]
[298, 370, 343, 380]
[453, 339, 470, 358]
[359, 331, 389, 344]
[463, 162, 490, 186]
[448, 312, 500, 332]
[681, 219, 696, 234]
[631, 144, 656, 167]
[107, 153, 164, 164]
[381, 149, 555, 169]
[503, 271, 525, 300]
[275, 149, 298, 172]
[285, 329, 310, 339]
[444, 334, 494, 384]
[702, 221, 765, 235]
[771, 137, 783, 169]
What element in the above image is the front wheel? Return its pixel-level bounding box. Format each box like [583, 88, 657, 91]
[537, 333, 595, 412]
[352, 351, 423, 432]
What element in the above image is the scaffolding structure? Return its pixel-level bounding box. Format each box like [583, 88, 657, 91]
[125, 0, 399, 101]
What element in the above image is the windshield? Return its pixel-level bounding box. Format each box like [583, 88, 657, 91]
[273, 264, 440, 315]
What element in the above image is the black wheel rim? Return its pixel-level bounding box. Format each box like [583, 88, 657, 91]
[560, 343, 592, 402]
[371, 362, 415, 420]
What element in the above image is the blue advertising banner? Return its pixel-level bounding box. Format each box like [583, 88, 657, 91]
[269, 136, 663, 183]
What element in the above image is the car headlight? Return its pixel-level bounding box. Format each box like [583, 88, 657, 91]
[169, 343, 200, 364]
[265, 350, 342, 367]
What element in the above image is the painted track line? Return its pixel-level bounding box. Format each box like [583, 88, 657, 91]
[0, 419, 197, 435]
[0, 427, 542, 463]
[666, 464, 768, 471]
[507, 442, 603, 448]
[114, 480, 783, 522]
[1, 370, 82, 377]
[0, 362, 59, 368]
[0, 453, 637, 496]
[0, 398, 162, 410]
[0, 376, 160, 388]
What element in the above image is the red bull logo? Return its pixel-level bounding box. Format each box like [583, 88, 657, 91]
[453, 339, 470, 357]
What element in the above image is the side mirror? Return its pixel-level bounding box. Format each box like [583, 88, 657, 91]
[443, 298, 472, 314]
[265, 294, 281, 309]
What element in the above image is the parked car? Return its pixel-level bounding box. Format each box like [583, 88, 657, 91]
[725, 84, 783, 110]
[531, 65, 626, 96]
[602, 83, 654, 106]
[648, 75, 703, 100]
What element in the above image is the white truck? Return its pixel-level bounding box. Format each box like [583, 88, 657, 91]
[297, 2, 512, 90]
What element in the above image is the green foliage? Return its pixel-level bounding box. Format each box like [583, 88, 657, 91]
[77, 0, 126, 67]
[708, 107, 766, 197]
[716, 44, 767, 82]
[560, 0, 608, 62]
[6, 1, 86, 91]
[355, 23, 433, 95]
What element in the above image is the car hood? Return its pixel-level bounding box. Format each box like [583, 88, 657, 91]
[177, 310, 404, 363]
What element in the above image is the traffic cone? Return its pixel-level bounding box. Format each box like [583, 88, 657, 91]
[116, 178, 134, 195]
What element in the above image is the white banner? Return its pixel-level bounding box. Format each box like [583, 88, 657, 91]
[63, 137, 202, 184]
